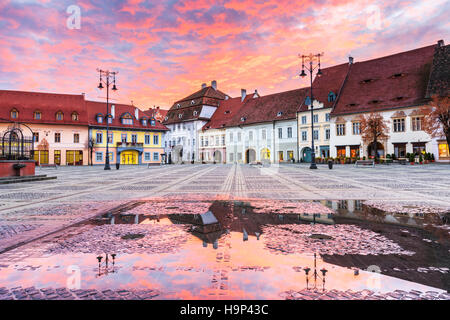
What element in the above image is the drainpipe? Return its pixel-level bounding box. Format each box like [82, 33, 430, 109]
[296, 111, 300, 163]
[272, 121, 276, 164]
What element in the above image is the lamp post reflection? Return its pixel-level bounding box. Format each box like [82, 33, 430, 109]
[96, 253, 117, 277]
[303, 253, 328, 291]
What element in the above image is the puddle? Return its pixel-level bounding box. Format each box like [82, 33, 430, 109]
[0, 199, 449, 298]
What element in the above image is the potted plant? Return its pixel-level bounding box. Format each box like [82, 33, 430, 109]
[409, 154, 415, 165]
[431, 153, 435, 162]
[419, 154, 423, 164]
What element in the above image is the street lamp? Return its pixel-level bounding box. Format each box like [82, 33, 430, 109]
[303, 253, 328, 291]
[97, 69, 118, 170]
[299, 53, 324, 169]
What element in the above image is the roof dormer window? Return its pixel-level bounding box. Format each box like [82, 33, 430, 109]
[10, 108, 18, 119]
[390, 73, 405, 79]
[328, 91, 336, 102]
[347, 103, 359, 107]
[240, 117, 246, 122]
[369, 99, 381, 104]
[224, 110, 230, 114]
[141, 119, 147, 126]
[394, 96, 405, 101]
[277, 111, 283, 117]
[178, 114, 183, 119]
[34, 111, 41, 120]
[150, 119, 156, 126]
[191, 100, 195, 105]
[164, 116, 168, 121]
[121, 113, 133, 125]
[97, 114, 103, 123]
[56, 111, 64, 121]
[71, 112, 79, 121]
[193, 111, 198, 116]
[176, 103, 181, 108]
[361, 79, 375, 84]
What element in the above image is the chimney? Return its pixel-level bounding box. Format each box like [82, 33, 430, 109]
[201, 83, 207, 89]
[241, 89, 247, 102]
[211, 80, 217, 90]
[437, 39, 444, 47]
[349, 56, 354, 64]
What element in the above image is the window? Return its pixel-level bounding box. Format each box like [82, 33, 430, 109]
[107, 116, 112, 124]
[33, 132, 39, 142]
[249, 131, 253, 141]
[73, 133, 79, 143]
[153, 135, 159, 145]
[336, 146, 346, 157]
[325, 113, 330, 122]
[325, 128, 330, 140]
[262, 129, 267, 140]
[336, 123, 346, 136]
[178, 114, 183, 119]
[153, 152, 159, 161]
[221, 135, 225, 145]
[229, 132, 233, 142]
[145, 135, 151, 144]
[97, 115, 103, 123]
[352, 122, 361, 135]
[237, 132, 241, 142]
[438, 142, 449, 159]
[313, 130, 319, 140]
[56, 112, 63, 121]
[313, 114, 318, 123]
[301, 116, 307, 124]
[328, 91, 336, 102]
[237, 152, 242, 160]
[150, 119, 156, 126]
[393, 118, 405, 132]
[287, 151, 294, 160]
[412, 142, 426, 155]
[287, 127, 292, 138]
[144, 152, 151, 161]
[277, 111, 283, 117]
[96, 152, 103, 161]
[204, 137, 208, 146]
[278, 151, 284, 161]
[71, 112, 79, 121]
[34, 111, 41, 120]
[278, 128, 282, 139]
[54, 150, 61, 165]
[142, 119, 147, 126]
[229, 153, 234, 162]
[131, 134, 137, 143]
[55, 133, 61, 143]
[122, 118, 133, 125]
[412, 116, 423, 131]
[96, 132, 103, 143]
[108, 133, 113, 144]
[201, 137, 204, 147]
[10, 109, 18, 119]
[121, 134, 127, 143]
[302, 131, 307, 141]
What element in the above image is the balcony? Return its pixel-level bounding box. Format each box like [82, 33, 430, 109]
[116, 142, 143, 148]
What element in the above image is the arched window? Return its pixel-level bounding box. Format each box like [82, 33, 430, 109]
[56, 111, 64, 121]
[71, 112, 79, 121]
[34, 111, 41, 120]
[10, 108, 18, 119]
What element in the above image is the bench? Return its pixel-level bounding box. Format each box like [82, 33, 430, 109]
[354, 160, 374, 167]
[40, 163, 57, 169]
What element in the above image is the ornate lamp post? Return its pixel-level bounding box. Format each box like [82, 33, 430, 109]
[96, 69, 118, 170]
[299, 53, 323, 169]
[303, 253, 328, 291]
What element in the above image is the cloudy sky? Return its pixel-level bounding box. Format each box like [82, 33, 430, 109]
[0, 0, 448, 108]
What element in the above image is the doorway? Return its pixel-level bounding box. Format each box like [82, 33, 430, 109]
[121, 150, 138, 164]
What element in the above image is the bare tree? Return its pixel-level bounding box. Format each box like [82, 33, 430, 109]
[359, 112, 390, 159]
[421, 95, 450, 147]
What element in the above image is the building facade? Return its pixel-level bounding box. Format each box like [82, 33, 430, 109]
[87, 101, 168, 165]
[329, 41, 449, 162]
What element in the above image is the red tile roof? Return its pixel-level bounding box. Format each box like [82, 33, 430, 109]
[0, 90, 88, 125]
[331, 44, 436, 116]
[202, 96, 243, 130]
[223, 87, 310, 127]
[298, 62, 351, 112]
[86, 100, 169, 131]
[143, 107, 168, 122]
[164, 86, 228, 125]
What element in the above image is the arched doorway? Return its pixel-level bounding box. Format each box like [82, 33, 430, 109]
[301, 147, 312, 162]
[213, 150, 222, 163]
[367, 142, 385, 158]
[260, 148, 270, 162]
[121, 150, 138, 164]
[245, 148, 256, 163]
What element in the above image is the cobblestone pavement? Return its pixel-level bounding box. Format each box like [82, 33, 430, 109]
[0, 163, 449, 300]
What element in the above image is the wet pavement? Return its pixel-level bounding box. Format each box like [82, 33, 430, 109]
[0, 197, 449, 300]
[0, 164, 449, 300]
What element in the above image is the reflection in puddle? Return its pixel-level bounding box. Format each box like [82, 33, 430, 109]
[0, 199, 448, 299]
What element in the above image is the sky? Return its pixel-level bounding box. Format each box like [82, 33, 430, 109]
[0, 0, 448, 109]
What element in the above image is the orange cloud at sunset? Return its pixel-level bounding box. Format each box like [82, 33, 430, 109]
[0, 0, 448, 109]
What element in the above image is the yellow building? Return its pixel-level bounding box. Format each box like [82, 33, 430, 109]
[87, 101, 168, 165]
